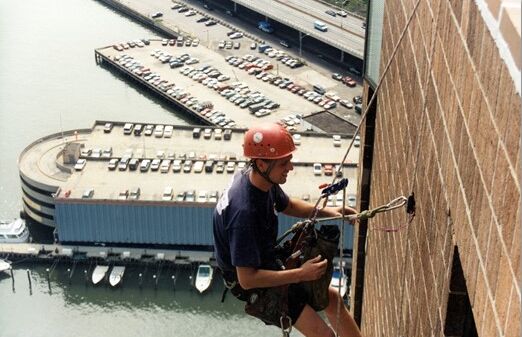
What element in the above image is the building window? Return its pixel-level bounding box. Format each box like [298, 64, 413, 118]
[364, 0, 385, 87]
[444, 246, 478, 337]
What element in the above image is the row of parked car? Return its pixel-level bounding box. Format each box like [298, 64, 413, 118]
[258, 46, 304, 69]
[107, 156, 246, 175]
[152, 49, 199, 68]
[163, 189, 220, 203]
[331, 73, 357, 87]
[160, 35, 200, 48]
[218, 40, 241, 50]
[112, 38, 150, 51]
[110, 185, 220, 203]
[114, 54, 237, 128]
[171, 3, 217, 26]
[178, 65, 241, 127]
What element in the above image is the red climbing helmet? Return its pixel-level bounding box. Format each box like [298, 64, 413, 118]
[243, 123, 296, 159]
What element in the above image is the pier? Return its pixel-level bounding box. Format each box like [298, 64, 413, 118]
[0, 242, 214, 266]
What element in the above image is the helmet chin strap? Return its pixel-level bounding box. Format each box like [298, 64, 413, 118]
[250, 159, 278, 186]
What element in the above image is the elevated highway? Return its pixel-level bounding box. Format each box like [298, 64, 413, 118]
[231, 0, 365, 60]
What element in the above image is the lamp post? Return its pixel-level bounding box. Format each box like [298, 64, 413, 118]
[299, 31, 310, 58]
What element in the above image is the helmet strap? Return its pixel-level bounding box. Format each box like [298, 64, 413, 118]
[250, 159, 277, 186]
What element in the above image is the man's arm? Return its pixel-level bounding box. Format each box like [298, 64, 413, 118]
[282, 197, 357, 219]
[236, 255, 327, 289]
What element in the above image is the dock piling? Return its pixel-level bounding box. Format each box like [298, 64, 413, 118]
[46, 268, 52, 294]
[10, 269, 15, 293]
[27, 269, 32, 295]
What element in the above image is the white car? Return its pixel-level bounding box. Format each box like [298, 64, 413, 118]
[172, 159, 182, 172]
[332, 135, 342, 147]
[226, 161, 236, 173]
[154, 125, 164, 138]
[354, 135, 361, 147]
[160, 159, 171, 173]
[164, 125, 174, 138]
[197, 190, 208, 203]
[292, 134, 301, 145]
[150, 159, 161, 171]
[74, 159, 87, 171]
[313, 163, 322, 175]
[162, 187, 173, 201]
[193, 161, 204, 173]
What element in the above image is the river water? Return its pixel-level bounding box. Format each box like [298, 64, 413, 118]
[0, 0, 294, 336]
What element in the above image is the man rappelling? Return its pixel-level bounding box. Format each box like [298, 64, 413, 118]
[213, 122, 363, 337]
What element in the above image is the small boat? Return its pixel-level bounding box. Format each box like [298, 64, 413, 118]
[330, 265, 348, 298]
[92, 265, 110, 285]
[0, 218, 30, 243]
[195, 264, 213, 293]
[0, 259, 12, 274]
[109, 266, 125, 287]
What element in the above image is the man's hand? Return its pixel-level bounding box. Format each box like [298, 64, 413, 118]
[299, 255, 327, 282]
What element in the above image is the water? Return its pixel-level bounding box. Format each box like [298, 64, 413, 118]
[0, 1, 289, 335]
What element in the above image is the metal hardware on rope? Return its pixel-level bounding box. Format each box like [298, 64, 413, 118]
[320, 178, 348, 197]
[314, 195, 409, 223]
[280, 315, 292, 337]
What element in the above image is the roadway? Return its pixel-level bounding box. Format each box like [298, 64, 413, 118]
[232, 0, 365, 59]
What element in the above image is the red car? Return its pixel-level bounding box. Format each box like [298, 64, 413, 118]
[343, 76, 357, 87]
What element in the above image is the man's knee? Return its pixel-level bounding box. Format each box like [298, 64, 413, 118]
[295, 305, 335, 337]
[325, 287, 344, 314]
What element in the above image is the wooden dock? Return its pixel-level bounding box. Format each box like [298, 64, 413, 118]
[0, 242, 214, 266]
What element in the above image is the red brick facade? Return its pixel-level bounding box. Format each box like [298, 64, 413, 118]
[352, 0, 520, 336]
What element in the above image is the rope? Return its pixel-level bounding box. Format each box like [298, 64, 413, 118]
[325, 0, 423, 333]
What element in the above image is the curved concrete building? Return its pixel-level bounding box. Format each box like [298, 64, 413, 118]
[17, 121, 358, 248]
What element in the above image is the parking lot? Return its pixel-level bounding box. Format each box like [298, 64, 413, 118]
[96, 0, 363, 132]
[24, 122, 360, 205]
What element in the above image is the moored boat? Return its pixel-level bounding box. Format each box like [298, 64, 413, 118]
[92, 265, 110, 285]
[195, 264, 213, 293]
[0, 218, 30, 243]
[0, 259, 12, 274]
[109, 266, 125, 287]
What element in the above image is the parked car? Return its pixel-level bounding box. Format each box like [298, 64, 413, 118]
[140, 159, 151, 172]
[108, 158, 118, 171]
[313, 163, 322, 175]
[197, 190, 208, 203]
[279, 40, 291, 48]
[185, 190, 196, 202]
[325, 10, 336, 16]
[82, 188, 94, 199]
[103, 122, 113, 133]
[74, 159, 87, 171]
[208, 191, 219, 203]
[226, 161, 236, 173]
[118, 189, 129, 200]
[172, 159, 182, 172]
[129, 158, 140, 171]
[332, 135, 342, 147]
[176, 191, 186, 202]
[129, 187, 141, 200]
[162, 186, 173, 201]
[150, 159, 161, 171]
[331, 73, 343, 81]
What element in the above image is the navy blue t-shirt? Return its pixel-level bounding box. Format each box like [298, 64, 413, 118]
[213, 170, 289, 273]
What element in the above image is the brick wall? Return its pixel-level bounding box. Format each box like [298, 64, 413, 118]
[353, 0, 520, 336]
